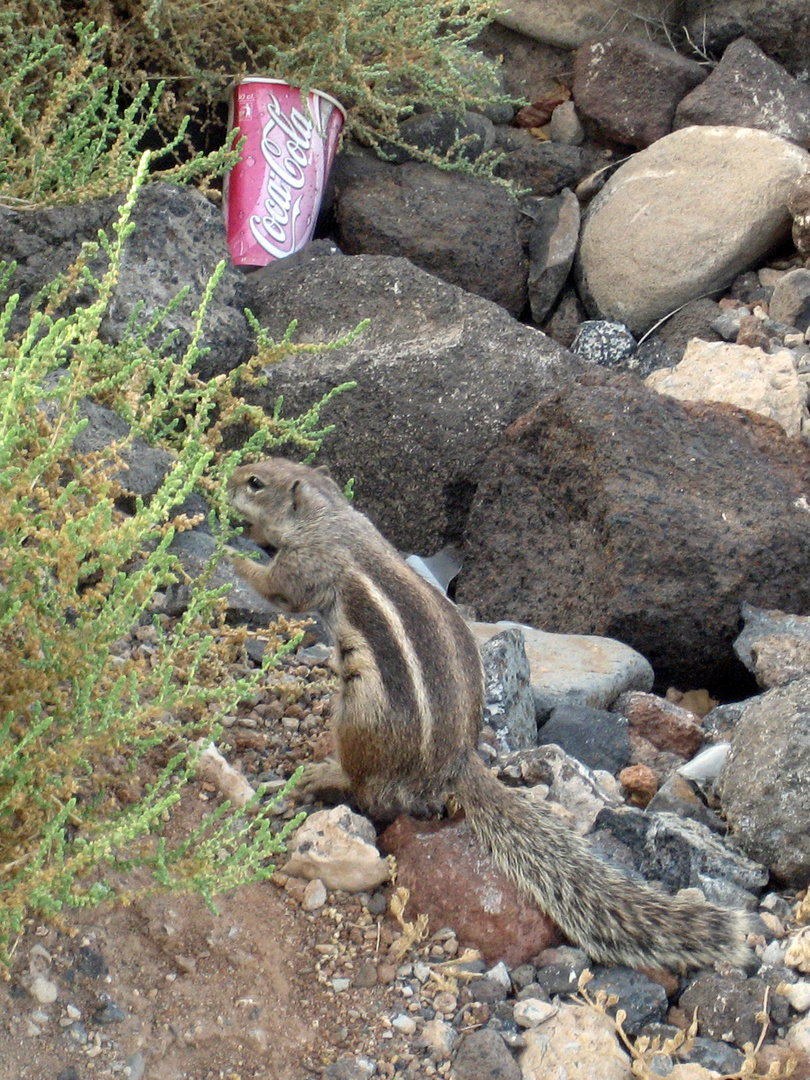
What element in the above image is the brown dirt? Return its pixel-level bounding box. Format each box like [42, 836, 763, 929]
[0, 801, 406, 1080]
[0, 648, 408, 1080]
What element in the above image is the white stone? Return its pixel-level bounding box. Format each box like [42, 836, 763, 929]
[194, 742, 255, 808]
[678, 743, 730, 783]
[520, 1002, 633, 1080]
[28, 976, 58, 1005]
[301, 877, 327, 911]
[577, 126, 810, 336]
[392, 1013, 418, 1035]
[486, 961, 512, 990]
[780, 980, 810, 1012]
[785, 927, 810, 973]
[786, 1013, 810, 1055]
[760, 939, 789, 967]
[513, 997, 559, 1028]
[646, 339, 808, 437]
[468, 620, 653, 712]
[281, 805, 391, 892]
[420, 1018, 456, 1059]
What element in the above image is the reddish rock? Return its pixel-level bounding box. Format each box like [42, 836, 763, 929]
[572, 35, 707, 148]
[456, 369, 810, 693]
[615, 691, 704, 759]
[736, 314, 772, 349]
[379, 815, 562, 966]
[618, 763, 659, 807]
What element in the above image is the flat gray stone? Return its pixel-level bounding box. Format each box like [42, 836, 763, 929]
[469, 620, 654, 716]
[720, 676, 810, 886]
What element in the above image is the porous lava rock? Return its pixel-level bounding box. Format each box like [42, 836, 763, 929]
[456, 370, 810, 693]
[379, 815, 561, 967]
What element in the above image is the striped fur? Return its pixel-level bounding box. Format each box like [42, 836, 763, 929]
[229, 458, 752, 971]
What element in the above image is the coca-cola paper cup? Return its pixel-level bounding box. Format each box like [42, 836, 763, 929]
[224, 78, 345, 266]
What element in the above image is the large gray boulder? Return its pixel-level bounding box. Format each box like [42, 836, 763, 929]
[0, 183, 250, 380]
[576, 126, 810, 337]
[456, 369, 810, 692]
[719, 676, 810, 886]
[334, 160, 528, 315]
[239, 251, 579, 552]
[494, 0, 682, 50]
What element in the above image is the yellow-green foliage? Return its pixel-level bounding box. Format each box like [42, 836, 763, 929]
[0, 18, 240, 207]
[2, 0, 510, 202]
[0, 154, 358, 968]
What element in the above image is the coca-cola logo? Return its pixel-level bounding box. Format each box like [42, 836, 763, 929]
[248, 96, 318, 259]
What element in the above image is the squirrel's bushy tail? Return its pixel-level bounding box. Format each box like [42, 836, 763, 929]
[453, 751, 751, 972]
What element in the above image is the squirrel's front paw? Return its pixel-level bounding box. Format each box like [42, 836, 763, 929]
[296, 760, 352, 800]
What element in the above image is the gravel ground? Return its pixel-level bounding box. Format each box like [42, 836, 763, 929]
[2, 627, 807, 1080]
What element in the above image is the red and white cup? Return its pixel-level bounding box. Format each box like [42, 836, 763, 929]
[223, 78, 346, 266]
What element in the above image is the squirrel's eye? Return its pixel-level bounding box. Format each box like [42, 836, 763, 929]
[247, 475, 265, 493]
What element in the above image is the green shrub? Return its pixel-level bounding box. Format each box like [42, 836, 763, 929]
[0, 154, 358, 969]
[0, 17, 242, 207]
[3, 0, 511, 200]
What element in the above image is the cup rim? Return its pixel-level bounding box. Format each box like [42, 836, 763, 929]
[234, 77, 346, 121]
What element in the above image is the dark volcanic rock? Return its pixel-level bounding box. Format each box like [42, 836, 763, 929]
[456, 369, 810, 693]
[573, 34, 707, 148]
[334, 160, 528, 314]
[682, 1, 810, 78]
[0, 183, 250, 380]
[679, 973, 772, 1049]
[239, 250, 578, 553]
[451, 1028, 521, 1080]
[674, 37, 810, 145]
[494, 142, 583, 198]
[719, 676, 810, 886]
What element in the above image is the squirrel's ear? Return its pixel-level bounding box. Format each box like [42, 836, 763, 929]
[313, 464, 332, 478]
[289, 478, 319, 512]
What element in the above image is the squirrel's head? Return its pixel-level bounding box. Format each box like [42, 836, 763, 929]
[228, 458, 344, 554]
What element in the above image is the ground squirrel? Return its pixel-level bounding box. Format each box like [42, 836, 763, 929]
[229, 457, 752, 972]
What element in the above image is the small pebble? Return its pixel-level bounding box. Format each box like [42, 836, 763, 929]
[781, 981, 810, 1013]
[421, 1017, 456, 1059]
[302, 878, 327, 911]
[352, 962, 378, 989]
[28, 976, 58, 1004]
[432, 991, 458, 1015]
[485, 962, 512, 990]
[760, 912, 785, 938]
[92, 997, 126, 1024]
[513, 998, 558, 1028]
[392, 1013, 418, 1035]
[126, 1053, 147, 1080]
[760, 940, 788, 966]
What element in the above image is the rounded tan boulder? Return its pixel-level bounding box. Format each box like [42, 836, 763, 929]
[576, 126, 810, 336]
